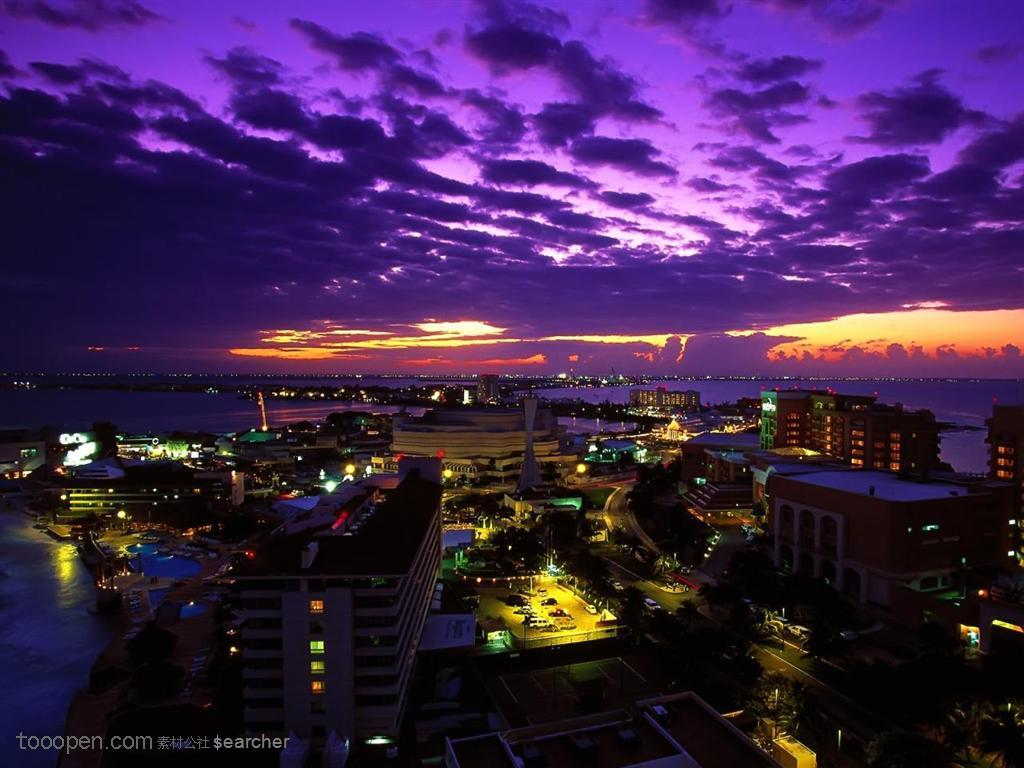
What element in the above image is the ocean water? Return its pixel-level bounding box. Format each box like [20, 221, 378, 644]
[0, 510, 118, 767]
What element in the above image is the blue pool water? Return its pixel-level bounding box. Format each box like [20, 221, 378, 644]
[126, 543, 202, 580]
[179, 601, 208, 619]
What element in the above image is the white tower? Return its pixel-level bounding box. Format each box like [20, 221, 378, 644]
[517, 397, 543, 493]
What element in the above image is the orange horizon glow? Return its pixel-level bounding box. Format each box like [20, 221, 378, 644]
[227, 308, 1024, 365]
[747, 308, 1024, 360]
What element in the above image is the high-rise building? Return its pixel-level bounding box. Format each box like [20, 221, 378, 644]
[987, 404, 1024, 562]
[232, 461, 442, 750]
[759, 390, 940, 473]
[629, 387, 701, 409]
[476, 374, 500, 404]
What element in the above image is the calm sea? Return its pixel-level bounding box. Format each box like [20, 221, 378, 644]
[0, 509, 118, 767]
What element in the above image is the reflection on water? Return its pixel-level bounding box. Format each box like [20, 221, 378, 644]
[0, 511, 117, 768]
[53, 542, 82, 610]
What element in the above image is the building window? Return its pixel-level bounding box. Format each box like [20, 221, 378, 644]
[309, 599, 324, 614]
[310, 620, 324, 634]
[311, 680, 325, 695]
[921, 524, 940, 532]
[309, 640, 325, 654]
[310, 660, 325, 674]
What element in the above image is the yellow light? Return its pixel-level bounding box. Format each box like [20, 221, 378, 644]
[116, 510, 127, 519]
[576, 463, 588, 475]
[443, 469, 453, 479]
[345, 463, 356, 475]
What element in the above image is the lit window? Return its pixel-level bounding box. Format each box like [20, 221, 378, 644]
[921, 524, 940, 532]
[310, 660, 325, 674]
[311, 680, 325, 694]
[309, 599, 324, 614]
[310, 640, 325, 654]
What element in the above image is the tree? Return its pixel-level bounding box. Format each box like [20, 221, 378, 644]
[619, 586, 646, 643]
[675, 601, 702, 631]
[745, 671, 809, 738]
[489, 527, 545, 572]
[942, 701, 994, 764]
[982, 702, 1024, 768]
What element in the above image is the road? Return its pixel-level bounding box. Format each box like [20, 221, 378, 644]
[602, 483, 659, 553]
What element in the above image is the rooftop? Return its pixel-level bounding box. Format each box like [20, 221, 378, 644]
[448, 693, 778, 768]
[232, 469, 441, 577]
[779, 469, 974, 501]
[685, 432, 761, 449]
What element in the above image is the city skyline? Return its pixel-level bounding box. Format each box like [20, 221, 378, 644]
[2, 0, 1023, 375]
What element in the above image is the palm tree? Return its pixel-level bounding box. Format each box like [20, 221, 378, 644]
[983, 701, 1024, 768]
[619, 586, 646, 644]
[942, 701, 994, 764]
[675, 601, 701, 631]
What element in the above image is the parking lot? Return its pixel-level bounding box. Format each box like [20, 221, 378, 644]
[476, 580, 617, 647]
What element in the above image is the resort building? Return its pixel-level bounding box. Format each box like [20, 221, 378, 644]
[61, 461, 244, 519]
[759, 390, 940, 473]
[629, 387, 701, 410]
[767, 469, 1016, 605]
[231, 460, 443, 750]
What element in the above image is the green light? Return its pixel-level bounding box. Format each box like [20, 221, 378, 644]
[324, 480, 338, 493]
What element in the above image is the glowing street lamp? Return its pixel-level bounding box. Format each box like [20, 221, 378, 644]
[442, 468, 453, 480]
[576, 463, 588, 475]
[344, 463, 356, 475]
[116, 509, 127, 520]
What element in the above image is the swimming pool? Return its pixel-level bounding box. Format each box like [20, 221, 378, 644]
[126, 543, 202, 580]
[180, 601, 207, 619]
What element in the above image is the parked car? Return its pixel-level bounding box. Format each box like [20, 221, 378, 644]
[541, 597, 557, 606]
[549, 608, 569, 618]
[643, 597, 662, 612]
[785, 624, 811, 640]
[504, 594, 526, 607]
[584, 604, 599, 615]
[611, 581, 624, 592]
[536, 587, 548, 595]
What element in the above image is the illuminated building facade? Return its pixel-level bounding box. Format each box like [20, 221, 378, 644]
[476, 374, 500, 404]
[987, 404, 1024, 563]
[373, 406, 577, 483]
[62, 465, 244, 517]
[759, 390, 939, 472]
[232, 462, 442, 751]
[629, 387, 701, 409]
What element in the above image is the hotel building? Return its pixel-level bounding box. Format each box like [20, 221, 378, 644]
[768, 469, 1015, 605]
[629, 387, 701, 410]
[232, 461, 442, 749]
[987, 404, 1024, 563]
[759, 390, 939, 473]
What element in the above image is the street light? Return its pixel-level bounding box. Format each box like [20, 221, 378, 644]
[576, 463, 588, 475]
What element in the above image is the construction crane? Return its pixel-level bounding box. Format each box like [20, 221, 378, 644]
[257, 391, 269, 432]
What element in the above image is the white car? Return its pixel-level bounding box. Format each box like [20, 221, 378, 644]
[643, 597, 662, 612]
[584, 604, 599, 615]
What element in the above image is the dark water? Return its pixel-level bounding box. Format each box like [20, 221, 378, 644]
[0, 509, 117, 767]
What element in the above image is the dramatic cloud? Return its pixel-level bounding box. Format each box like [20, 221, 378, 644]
[3, 0, 162, 31]
[0, 1, 1021, 375]
[853, 70, 987, 146]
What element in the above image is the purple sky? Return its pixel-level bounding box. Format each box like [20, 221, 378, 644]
[1, 0, 1022, 375]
